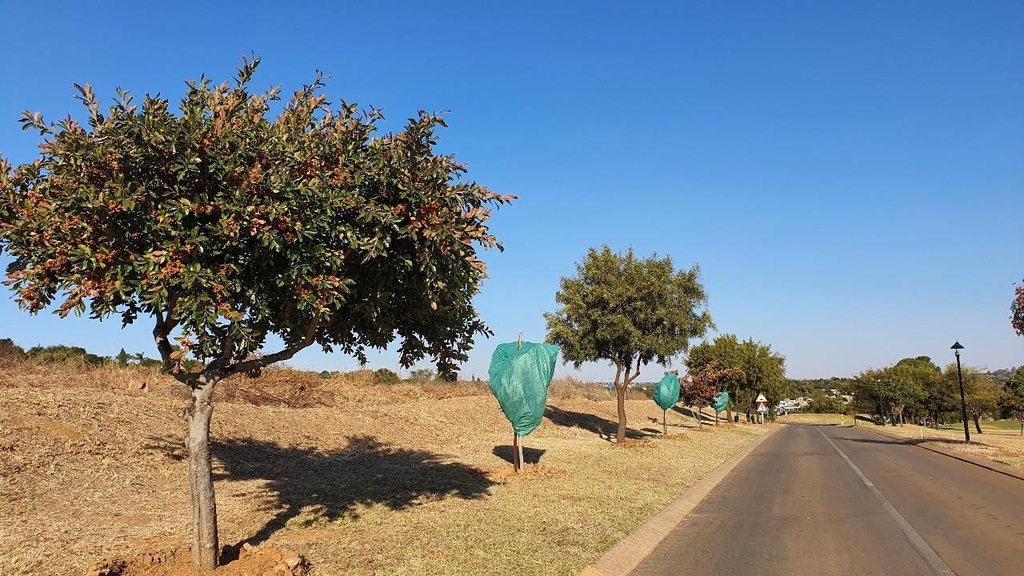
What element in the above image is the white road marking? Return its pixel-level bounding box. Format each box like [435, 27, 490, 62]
[817, 427, 956, 576]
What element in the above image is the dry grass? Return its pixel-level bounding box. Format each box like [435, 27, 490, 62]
[1, 360, 770, 575]
[859, 420, 1024, 470]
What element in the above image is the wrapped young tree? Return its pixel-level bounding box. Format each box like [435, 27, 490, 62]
[0, 58, 512, 569]
[681, 362, 742, 427]
[652, 372, 681, 435]
[1003, 367, 1024, 436]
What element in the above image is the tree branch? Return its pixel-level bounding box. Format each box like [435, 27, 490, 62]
[153, 294, 187, 382]
[222, 318, 319, 378]
[625, 356, 641, 385]
[202, 331, 236, 375]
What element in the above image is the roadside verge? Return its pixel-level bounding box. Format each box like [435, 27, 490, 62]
[580, 425, 780, 576]
[860, 425, 1024, 482]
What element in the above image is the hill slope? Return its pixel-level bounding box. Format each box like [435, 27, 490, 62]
[0, 363, 769, 575]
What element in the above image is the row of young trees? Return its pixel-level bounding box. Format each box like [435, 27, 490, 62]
[849, 356, 1024, 434]
[544, 245, 788, 442]
[686, 334, 789, 422]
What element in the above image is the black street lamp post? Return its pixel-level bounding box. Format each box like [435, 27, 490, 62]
[951, 341, 970, 444]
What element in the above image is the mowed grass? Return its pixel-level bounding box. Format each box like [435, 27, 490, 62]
[838, 416, 1024, 471]
[939, 419, 1023, 433]
[0, 361, 769, 576]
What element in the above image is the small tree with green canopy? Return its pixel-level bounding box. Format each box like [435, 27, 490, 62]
[894, 356, 949, 428]
[0, 57, 512, 569]
[544, 246, 713, 444]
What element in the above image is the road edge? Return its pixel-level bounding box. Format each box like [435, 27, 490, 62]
[580, 425, 780, 576]
[860, 425, 1024, 482]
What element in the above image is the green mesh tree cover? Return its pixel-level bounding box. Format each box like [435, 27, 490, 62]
[653, 373, 681, 410]
[712, 391, 730, 412]
[487, 342, 560, 436]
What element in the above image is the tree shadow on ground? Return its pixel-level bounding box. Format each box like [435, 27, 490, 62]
[492, 446, 546, 464]
[543, 406, 647, 441]
[842, 436, 991, 448]
[842, 436, 925, 445]
[203, 435, 494, 545]
[671, 406, 719, 426]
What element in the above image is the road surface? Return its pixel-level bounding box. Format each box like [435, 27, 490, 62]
[631, 424, 1024, 576]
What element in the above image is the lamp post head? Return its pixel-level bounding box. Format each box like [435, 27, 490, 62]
[951, 341, 964, 358]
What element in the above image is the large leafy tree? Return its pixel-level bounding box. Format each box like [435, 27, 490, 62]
[544, 246, 713, 444]
[894, 356, 949, 428]
[1002, 366, 1024, 435]
[0, 58, 512, 568]
[1012, 281, 1024, 336]
[853, 366, 926, 426]
[686, 334, 788, 422]
[944, 365, 1000, 434]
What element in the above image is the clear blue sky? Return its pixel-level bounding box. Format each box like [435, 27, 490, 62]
[1, 1, 1021, 381]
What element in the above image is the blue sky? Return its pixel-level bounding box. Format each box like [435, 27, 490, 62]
[1, 1, 1021, 381]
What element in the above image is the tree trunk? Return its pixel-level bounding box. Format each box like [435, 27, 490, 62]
[615, 383, 627, 443]
[662, 410, 667, 435]
[186, 379, 219, 569]
[691, 406, 703, 429]
[725, 388, 733, 424]
[513, 432, 523, 472]
[973, 414, 982, 434]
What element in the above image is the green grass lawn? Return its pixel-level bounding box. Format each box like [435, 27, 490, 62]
[938, 419, 1022, 433]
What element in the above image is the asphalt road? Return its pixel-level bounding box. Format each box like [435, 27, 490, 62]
[630, 424, 1024, 576]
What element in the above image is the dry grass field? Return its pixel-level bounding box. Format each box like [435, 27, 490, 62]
[0, 361, 770, 576]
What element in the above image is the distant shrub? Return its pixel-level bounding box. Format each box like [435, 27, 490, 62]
[341, 369, 377, 386]
[374, 368, 400, 384]
[0, 338, 27, 360]
[408, 368, 435, 383]
[26, 344, 106, 366]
